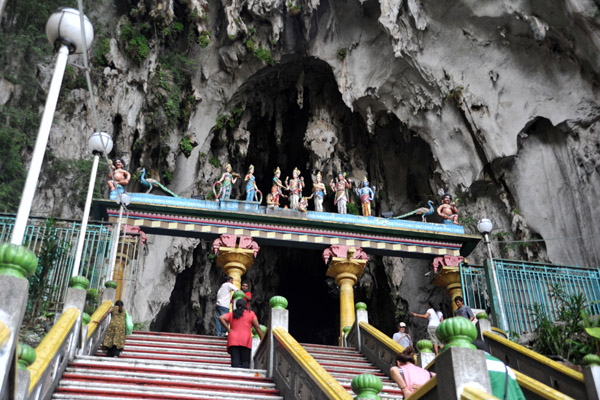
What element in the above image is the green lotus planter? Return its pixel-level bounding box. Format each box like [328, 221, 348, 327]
[269, 296, 288, 310]
[0, 243, 38, 279]
[82, 312, 91, 325]
[104, 280, 118, 289]
[351, 373, 383, 399]
[417, 339, 434, 353]
[17, 343, 36, 370]
[343, 326, 352, 334]
[69, 275, 90, 290]
[476, 312, 488, 320]
[232, 290, 246, 301]
[583, 354, 600, 366]
[436, 317, 477, 350]
[355, 302, 367, 311]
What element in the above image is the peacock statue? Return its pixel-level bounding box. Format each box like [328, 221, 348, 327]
[393, 200, 435, 222]
[139, 168, 180, 197]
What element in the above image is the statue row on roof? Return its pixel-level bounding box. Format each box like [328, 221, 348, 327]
[213, 164, 376, 216]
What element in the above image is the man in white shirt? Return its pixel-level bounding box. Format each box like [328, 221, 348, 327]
[216, 276, 238, 336]
[392, 322, 412, 349]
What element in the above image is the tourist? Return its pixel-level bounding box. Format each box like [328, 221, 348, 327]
[454, 296, 476, 321]
[390, 346, 434, 396]
[218, 299, 265, 368]
[94, 300, 127, 357]
[216, 276, 238, 337]
[108, 159, 131, 192]
[412, 302, 443, 355]
[241, 281, 252, 309]
[474, 339, 526, 399]
[392, 322, 412, 349]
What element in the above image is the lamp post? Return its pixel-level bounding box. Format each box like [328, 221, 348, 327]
[71, 132, 113, 278]
[10, 8, 94, 246]
[477, 218, 508, 332]
[106, 192, 131, 284]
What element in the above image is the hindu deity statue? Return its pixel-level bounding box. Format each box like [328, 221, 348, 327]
[214, 163, 239, 199]
[269, 166, 287, 207]
[286, 167, 304, 210]
[244, 164, 259, 202]
[355, 177, 375, 216]
[437, 194, 459, 224]
[108, 159, 131, 193]
[329, 172, 352, 214]
[311, 172, 327, 212]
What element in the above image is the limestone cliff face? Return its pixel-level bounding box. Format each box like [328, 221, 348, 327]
[2, 0, 599, 339]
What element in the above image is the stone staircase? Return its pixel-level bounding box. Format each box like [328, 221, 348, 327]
[302, 343, 404, 399]
[52, 331, 282, 399]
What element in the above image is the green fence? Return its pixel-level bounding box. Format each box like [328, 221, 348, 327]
[460, 259, 600, 335]
[0, 214, 121, 313]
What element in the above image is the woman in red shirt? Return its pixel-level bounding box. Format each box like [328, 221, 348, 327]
[218, 299, 265, 368]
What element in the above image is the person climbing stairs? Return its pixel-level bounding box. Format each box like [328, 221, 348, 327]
[52, 330, 282, 399]
[301, 342, 405, 399]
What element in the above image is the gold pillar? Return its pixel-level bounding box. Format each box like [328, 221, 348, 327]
[114, 236, 139, 301]
[325, 247, 368, 344]
[432, 266, 463, 313]
[216, 247, 255, 289]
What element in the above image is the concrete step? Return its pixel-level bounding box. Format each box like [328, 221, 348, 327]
[127, 333, 228, 347]
[124, 338, 228, 352]
[98, 343, 228, 358]
[95, 349, 232, 364]
[300, 343, 360, 354]
[71, 358, 269, 380]
[309, 353, 374, 364]
[54, 381, 283, 399]
[64, 367, 276, 389]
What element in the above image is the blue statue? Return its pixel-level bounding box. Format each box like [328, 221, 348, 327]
[244, 164, 260, 202]
[354, 177, 375, 216]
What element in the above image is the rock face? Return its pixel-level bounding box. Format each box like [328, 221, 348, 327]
[2, 0, 599, 341]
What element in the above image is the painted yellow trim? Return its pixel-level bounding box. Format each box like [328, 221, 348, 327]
[359, 321, 405, 353]
[87, 300, 113, 339]
[28, 307, 79, 392]
[460, 385, 499, 400]
[406, 375, 437, 399]
[513, 369, 575, 400]
[483, 331, 584, 383]
[0, 320, 10, 350]
[491, 327, 507, 338]
[273, 327, 352, 400]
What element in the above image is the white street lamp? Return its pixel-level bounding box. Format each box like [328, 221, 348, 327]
[10, 8, 94, 245]
[477, 218, 508, 332]
[71, 132, 113, 278]
[106, 192, 131, 283]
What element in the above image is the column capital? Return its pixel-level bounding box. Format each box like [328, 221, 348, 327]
[213, 235, 259, 287]
[213, 234, 260, 257]
[432, 256, 464, 313]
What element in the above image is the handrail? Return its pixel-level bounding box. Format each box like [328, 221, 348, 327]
[273, 327, 352, 400]
[460, 385, 500, 400]
[87, 300, 113, 339]
[359, 321, 405, 353]
[0, 320, 9, 349]
[28, 307, 79, 393]
[405, 375, 437, 399]
[483, 331, 583, 382]
[513, 369, 575, 400]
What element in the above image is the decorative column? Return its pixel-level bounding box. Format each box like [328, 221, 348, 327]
[213, 234, 259, 288]
[111, 226, 145, 301]
[323, 245, 368, 342]
[432, 255, 464, 313]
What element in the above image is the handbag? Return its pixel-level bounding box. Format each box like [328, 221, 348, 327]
[125, 310, 133, 335]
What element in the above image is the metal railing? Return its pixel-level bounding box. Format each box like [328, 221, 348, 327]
[460, 260, 600, 335]
[0, 214, 143, 313]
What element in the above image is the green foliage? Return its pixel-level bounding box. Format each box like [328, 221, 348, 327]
[242, 28, 274, 65]
[287, 1, 301, 15]
[337, 48, 347, 61]
[445, 86, 464, 104]
[162, 169, 173, 183]
[215, 107, 243, 130]
[120, 22, 151, 63]
[179, 137, 195, 157]
[50, 158, 94, 208]
[62, 65, 87, 91]
[209, 157, 220, 168]
[93, 37, 112, 67]
[347, 202, 360, 215]
[199, 152, 207, 158]
[206, 191, 216, 200]
[198, 30, 211, 48]
[532, 285, 599, 364]
[27, 218, 70, 321]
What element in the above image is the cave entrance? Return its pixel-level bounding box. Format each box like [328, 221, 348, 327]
[272, 247, 339, 345]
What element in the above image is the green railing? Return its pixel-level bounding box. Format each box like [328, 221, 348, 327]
[0, 214, 115, 312]
[460, 260, 600, 335]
